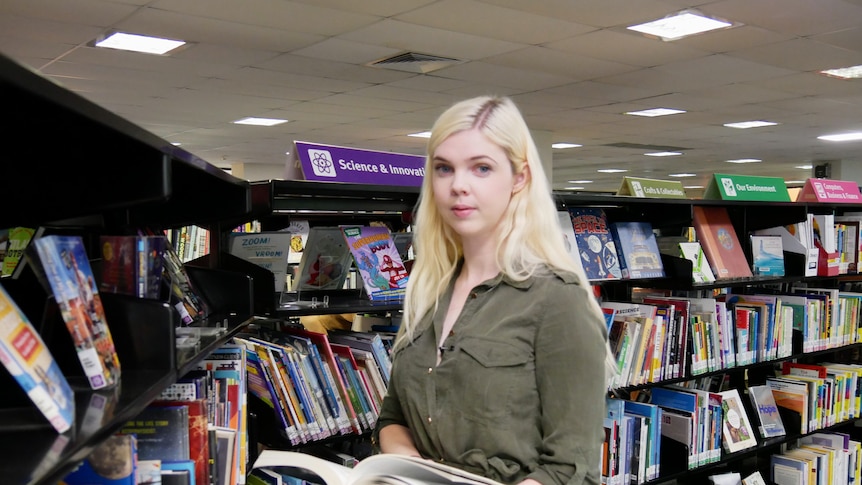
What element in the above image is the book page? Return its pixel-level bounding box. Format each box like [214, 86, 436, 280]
[254, 450, 353, 485]
[353, 455, 503, 485]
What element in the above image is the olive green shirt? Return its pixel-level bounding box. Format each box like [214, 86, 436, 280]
[375, 268, 608, 485]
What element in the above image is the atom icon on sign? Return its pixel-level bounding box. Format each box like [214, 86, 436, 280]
[312, 152, 334, 174]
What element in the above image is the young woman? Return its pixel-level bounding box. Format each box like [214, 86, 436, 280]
[374, 96, 615, 485]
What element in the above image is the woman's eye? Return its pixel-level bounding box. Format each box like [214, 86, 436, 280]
[434, 164, 453, 174]
[475, 165, 491, 174]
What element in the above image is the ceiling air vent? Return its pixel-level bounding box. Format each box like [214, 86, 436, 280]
[367, 52, 464, 74]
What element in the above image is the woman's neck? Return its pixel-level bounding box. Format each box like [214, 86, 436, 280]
[458, 240, 501, 287]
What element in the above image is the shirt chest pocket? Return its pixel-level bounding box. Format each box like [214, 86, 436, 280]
[451, 337, 536, 422]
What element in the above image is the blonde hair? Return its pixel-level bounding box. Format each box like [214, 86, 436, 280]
[399, 96, 616, 381]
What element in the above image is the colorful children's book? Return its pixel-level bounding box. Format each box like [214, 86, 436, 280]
[293, 227, 353, 292]
[692, 206, 753, 279]
[340, 226, 409, 301]
[717, 388, 758, 453]
[0, 284, 75, 433]
[228, 231, 294, 292]
[567, 207, 622, 280]
[31, 235, 121, 389]
[1, 226, 37, 277]
[609, 222, 665, 279]
[162, 241, 209, 325]
[100, 235, 168, 299]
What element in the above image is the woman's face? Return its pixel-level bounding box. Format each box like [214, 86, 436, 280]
[430, 128, 526, 243]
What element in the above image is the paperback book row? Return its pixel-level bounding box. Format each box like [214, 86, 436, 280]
[603, 284, 862, 389]
[229, 225, 411, 301]
[62, 343, 250, 485]
[166, 224, 211, 264]
[603, 360, 862, 485]
[768, 432, 862, 485]
[237, 323, 392, 446]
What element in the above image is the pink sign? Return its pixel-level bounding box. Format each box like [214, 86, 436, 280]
[797, 178, 862, 203]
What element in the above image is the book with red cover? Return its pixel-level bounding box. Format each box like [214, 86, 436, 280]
[692, 206, 753, 279]
[152, 399, 209, 485]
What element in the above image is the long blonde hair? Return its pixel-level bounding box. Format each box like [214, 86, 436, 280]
[399, 96, 616, 380]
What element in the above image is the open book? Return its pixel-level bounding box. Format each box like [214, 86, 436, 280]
[253, 450, 504, 485]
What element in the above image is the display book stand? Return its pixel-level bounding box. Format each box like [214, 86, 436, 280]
[0, 53, 259, 485]
[247, 180, 419, 318]
[553, 191, 862, 484]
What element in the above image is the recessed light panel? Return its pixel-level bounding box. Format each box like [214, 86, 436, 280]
[597, 168, 628, 173]
[95, 32, 185, 54]
[408, 131, 432, 138]
[625, 108, 686, 117]
[669, 173, 696, 177]
[627, 12, 732, 41]
[821, 65, 862, 79]
[723, 121, 778, 129]
[726, 158, 761, 164]
[645, 151, 682, 157]
[233, 117, 288, 126]
[818, 132, 862, 142]
[552, 143, 583, 149]
[568, 180, 593, 184]
[796, 164, 813, 169]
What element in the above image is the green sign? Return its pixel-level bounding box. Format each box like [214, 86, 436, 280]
[703, 173, 791, 201]
[616, 176, 688, 199]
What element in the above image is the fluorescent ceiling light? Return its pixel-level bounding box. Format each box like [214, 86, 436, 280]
[171, 142, 182, 146]
[408, 131, 432, 138]
[723, 121, 778, 129]
[597, 168, 627, 173]
[818, 132, 862, 142]
[625, 108, 686, 117]
[645, 151, 682, 157]
[684, 185, 703, 189]
[628, 11, 732, 41]
[796, 164, 813, 169]
[669, 173, 696, 177]
[568, 180, 593, 184]
[552, 143, 582, 149]
[95, 32, 185, 55]
[564, 186, 585, 190]
[786, 180, 805, 184]
[726, 158, 761, 164]
[821, 65, 862, 79]
[233, 117, 288, 126]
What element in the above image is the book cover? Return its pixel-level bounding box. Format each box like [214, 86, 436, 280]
[0, 284, 75, 433]
[748, 385, 786, 438]
[717, 388, 758, 453]
[229, 231, 294, 293]
[62, 434, 137, 485]
[31, 235, 121, 389]
[1, 226, 36, 277]
[100, 235, 167, 299]
[692, 206, 753, 279]
[151, 399, 209, 485]
[750, 235, 785, 276]
[678, 241, 716, 283]
[284, 219, 310, 265]
[609, 222, 665, 279]
[253, 449, 505, 485]
[162, 241, 209, 325]
[293, 227, 353, 292]
[121, 405, 190, 463]
[567, 207, 622, 280]
[161, 460, 194, 485]
[341, 226, 409, 301]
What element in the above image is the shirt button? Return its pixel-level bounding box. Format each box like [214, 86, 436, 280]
[427, 367, 433, 374]
[427, 416, 433, 423]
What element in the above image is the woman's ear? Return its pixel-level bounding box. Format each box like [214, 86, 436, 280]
[513, 165, 530, 194]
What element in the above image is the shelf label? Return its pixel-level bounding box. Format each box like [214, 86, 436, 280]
[616, 176, 687, 198]
[290, 141, 425, 186]
[703, 173, 791, 201]
[796, 178, 862, 203]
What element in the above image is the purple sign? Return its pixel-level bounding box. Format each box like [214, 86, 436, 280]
[293, 141, 425, 187]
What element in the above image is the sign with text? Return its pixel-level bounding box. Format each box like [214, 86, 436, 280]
[703, 173, 791, 202]
[616, 176, 687, 199]
[796, 178, 862, 203]
[292, 141, 425, 186]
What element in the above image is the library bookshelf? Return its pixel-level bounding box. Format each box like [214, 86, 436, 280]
[0, 54, 259, 484]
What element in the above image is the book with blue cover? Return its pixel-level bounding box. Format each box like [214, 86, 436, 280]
[567, 208, 622, 280]
[610, 222, 665, 279]
[750, 235, 785, 276]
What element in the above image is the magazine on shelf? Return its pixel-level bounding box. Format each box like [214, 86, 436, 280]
[253, 450, 504, 485]
[30, 235, 121, 389]
[609, 221, 665, 279]
[0, 284, 75, 433]
[566, 207, 622, 280]
[293, 227, 354, 292]
[228, 231, 294, 292]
